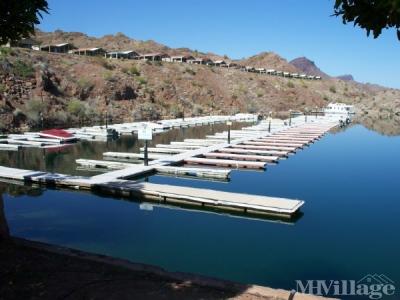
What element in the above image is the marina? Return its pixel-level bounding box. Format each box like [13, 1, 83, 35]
[3, 124, 399, 292]
[2, 0, 399, 297]
[0, 114, 340, 219]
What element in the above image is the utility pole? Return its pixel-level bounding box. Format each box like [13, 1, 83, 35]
[268, 111, 272, 132]
[143, 140, 148, 166]
[305, 107, 308, 123]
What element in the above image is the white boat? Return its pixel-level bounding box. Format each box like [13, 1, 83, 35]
[324, 103, 355, 115]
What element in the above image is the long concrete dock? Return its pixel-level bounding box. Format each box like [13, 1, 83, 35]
[0, 165, 303, 218]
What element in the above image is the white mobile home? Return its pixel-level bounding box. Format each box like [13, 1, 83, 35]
[106, 50, 139, 59]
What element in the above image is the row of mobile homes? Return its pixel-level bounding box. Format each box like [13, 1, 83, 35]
[5, 38, 322, 79]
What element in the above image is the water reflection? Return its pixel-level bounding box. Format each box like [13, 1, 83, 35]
[0, 122, 247, 176]
[357, 115, 400, 136]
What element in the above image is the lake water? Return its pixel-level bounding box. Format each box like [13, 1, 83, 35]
[1, 123, 399, 298]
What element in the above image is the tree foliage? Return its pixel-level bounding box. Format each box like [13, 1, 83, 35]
[334, 0, 400, 40]
[0, 0, 49, 44]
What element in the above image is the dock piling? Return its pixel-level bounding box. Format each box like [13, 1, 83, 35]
[144, 140, 149, 166]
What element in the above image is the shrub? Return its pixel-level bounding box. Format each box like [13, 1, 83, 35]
[0, 83, 6, 93]
[329, 86, 337, 93]
[137, 76, 147, 85]
[93, 56, 114, 70]
[76, 77, 93, 90]
[13, 60, 35, 78]
[67, 99, 87, 118]
[185, 67, 196, 76]
[170, 104, 183, 118]
[230, 107, 241, 115]
[132, 102, 160, 120]
[127, 65, 140, 76]
[13, 108, 23, 117]
[246, 101, 259, 114]
[24, 99, 46, 123]
[0, 118, 6, 132]
[54, 110, 68, 123]
[103, 71, 116, 82]
[0, 47, 13, 57]
[287, 81, 295, 88]
[192, 104, 203, 116]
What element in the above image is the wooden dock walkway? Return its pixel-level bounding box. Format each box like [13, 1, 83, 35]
[76, 159, 231, 180]
[0, 165, 303, 218]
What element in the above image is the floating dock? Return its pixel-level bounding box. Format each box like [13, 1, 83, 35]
[0, 115, 344, 219]
[0, 165, 302, 218]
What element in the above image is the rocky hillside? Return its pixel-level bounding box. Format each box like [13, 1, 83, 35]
[0, 30, 399, 134]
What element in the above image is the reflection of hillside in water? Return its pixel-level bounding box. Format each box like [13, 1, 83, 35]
[0, 123, 247, 176]
[0, 183, 44, 198]
[357, 116, 400, 136]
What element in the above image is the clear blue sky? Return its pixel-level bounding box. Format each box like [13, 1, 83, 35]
[39, 0, 399, 88]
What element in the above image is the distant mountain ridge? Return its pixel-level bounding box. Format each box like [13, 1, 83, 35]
[336, 74, 354, 81]
[289, 57, 330, 78]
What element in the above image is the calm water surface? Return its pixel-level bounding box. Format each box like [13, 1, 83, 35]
[1, 124, 399, 297]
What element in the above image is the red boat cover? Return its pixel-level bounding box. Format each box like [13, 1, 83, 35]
[40, 129, 73, 138]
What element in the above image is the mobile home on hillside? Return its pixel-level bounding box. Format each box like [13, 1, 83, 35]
[168, 55, 196, 63]
[69, 47, 106, 56]
[213, 60, 227, 67]
[139, 53, 169, 61]
[187, 57, 213, 65]
[40, 43, 76, 53]
[106, 50, 139, 59]
[4, 38, 39, 49]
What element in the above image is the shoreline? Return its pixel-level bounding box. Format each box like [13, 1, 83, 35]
[1, 237, 333, 299]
